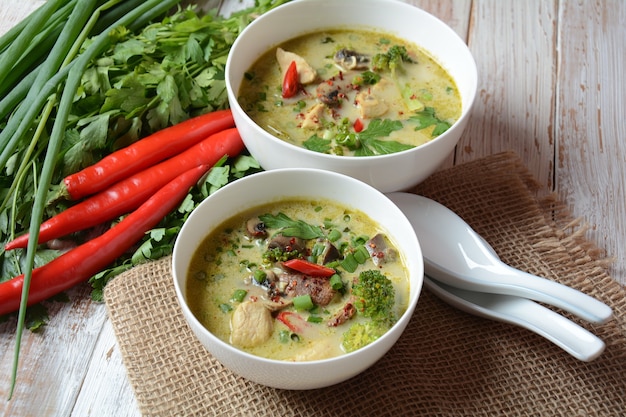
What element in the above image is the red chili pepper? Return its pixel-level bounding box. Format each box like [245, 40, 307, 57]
[282, 258, 336, 278]
[353, 118, 364, 133]
[0, 165, 210, 316]
[276, 311, 307, 333]
[4, 128, 244, 251]
[64, 109, 234, 200]
[282, 60, 299, 98]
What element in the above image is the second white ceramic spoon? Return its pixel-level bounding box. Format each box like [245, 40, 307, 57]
[424, 275, 606, 361]
[387, 192, 613, 324]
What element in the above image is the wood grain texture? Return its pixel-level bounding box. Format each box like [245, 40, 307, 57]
[555, 0, 626, 285]
[0, 0, 623, 415]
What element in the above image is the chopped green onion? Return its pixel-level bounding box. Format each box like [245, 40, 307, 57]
[327, 229, 342, 242]
[330, 274, 344, 290]
[279, 329, 291, 343]
[340, 253, 359, 273]
[307, 316, 323, 323]
[293, 294, 314, 311]
[353, 245, 370, 264]
[311, 242, 325, 258]
[253, 269, 267, 284]
[219, 303, 233, 313]
[353, 235, 369, 246]
[230, 289, 247, 303]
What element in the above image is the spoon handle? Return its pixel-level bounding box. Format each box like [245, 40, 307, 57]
[425, 276, 606, 362]
[492, 263, 613, 324]
[424, 261, 612, 324]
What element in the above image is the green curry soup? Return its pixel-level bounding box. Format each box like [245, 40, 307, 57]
[238, 29, 461, 156]
[186, 199, 410, 361]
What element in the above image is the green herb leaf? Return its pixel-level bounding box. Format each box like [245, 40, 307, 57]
[259, 212, 325, 239]
[303, 134, 332, 153]
[409, 107, 451, 137]
[355, 118, 413, 156]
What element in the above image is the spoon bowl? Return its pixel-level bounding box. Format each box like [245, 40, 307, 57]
[387, 192, 612, 324]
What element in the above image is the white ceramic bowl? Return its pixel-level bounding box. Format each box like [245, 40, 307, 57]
[225, 0, 477, 193]
[172, 168, 423, 390]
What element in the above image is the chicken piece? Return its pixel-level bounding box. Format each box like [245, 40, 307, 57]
[230, 301, 273, 348]
[301, 103, 326, 129]
[290, 340, 337, 361]
[276, 47, 317, 84]
[355, 86, 389, 119]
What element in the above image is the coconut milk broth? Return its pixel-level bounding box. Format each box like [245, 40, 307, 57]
[238, 29, 461, 155]
[186, 199, 409, 361]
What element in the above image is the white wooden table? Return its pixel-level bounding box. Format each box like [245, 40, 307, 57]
[1, 0, 624, 415]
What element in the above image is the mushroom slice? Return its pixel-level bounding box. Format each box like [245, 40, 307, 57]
[327, 302, 356, 327]
[315, 75, 353, 107]
[230, 301, 274, 348]
[334, 49, 370, 70]
[365, 233, 397, 266]
[321, 241, 342, 264]
[246, 217, 267, 238]
[268, 234, 305, 254]
[276, 47, 317, 84]
[261, 297, 293, 312]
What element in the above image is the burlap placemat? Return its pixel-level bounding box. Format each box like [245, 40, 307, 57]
[105, 151, 626, 416]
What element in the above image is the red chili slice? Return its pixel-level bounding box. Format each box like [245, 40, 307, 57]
[353, 118, 364, 133]
[282, 60, 299, 98]
[282, 258, 336, 278]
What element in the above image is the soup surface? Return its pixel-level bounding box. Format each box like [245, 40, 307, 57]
[186, 198, 409, 361]
[238, 29, 461, 156]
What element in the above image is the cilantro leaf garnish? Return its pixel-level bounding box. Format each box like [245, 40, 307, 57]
[355, 119, 413, 156]
[259, 213, 325, 240]
[353, 70, 380, 86]
[303, 134, 332, 153]
[304, 118, 412, 156]
[409, 107, 452, 137]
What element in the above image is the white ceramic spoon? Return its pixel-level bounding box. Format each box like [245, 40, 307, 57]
[423, 238, 604, 361]
[424, 275, 606, 361]
[386, 192, 613, 324]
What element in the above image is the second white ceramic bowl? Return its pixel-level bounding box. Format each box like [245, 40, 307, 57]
[226, 0, 477, 192]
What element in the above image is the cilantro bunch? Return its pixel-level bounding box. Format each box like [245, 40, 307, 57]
[0, 0, 288, 316]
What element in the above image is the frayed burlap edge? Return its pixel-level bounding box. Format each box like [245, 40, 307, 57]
[105, 151, 626, 417]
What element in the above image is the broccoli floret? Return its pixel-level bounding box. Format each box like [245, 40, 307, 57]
[372, 45, 414, 73]
[342, 321, 389, 353]
[262, 247, 300, 263]
[341, 270, 397, 352]
[351, 269, 396, 323]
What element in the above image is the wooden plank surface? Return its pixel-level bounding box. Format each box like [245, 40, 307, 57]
[0, 0, 623, 415]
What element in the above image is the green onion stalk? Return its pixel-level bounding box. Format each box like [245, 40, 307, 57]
[2, 0, 182, 399]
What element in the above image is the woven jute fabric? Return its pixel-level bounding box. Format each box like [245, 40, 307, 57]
[105, 151, 626, 417]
